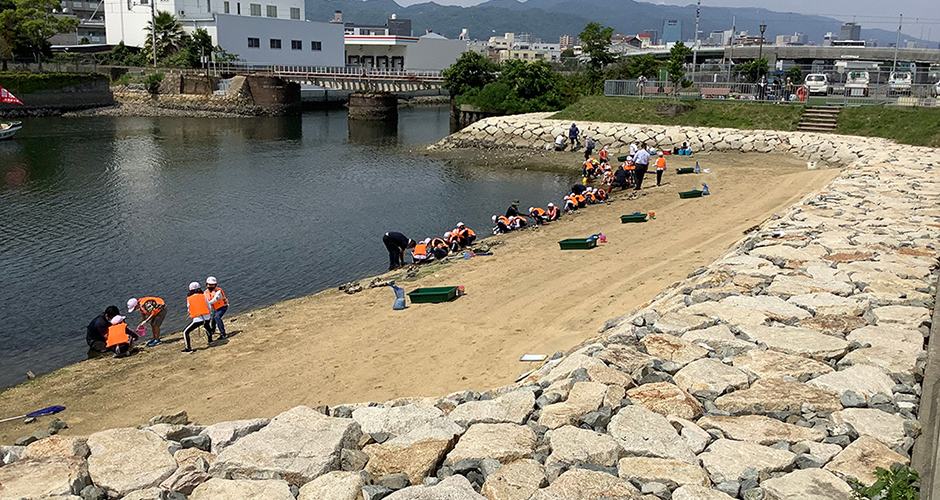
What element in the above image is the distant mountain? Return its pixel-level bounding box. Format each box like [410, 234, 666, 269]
[306, 0, 930, 48]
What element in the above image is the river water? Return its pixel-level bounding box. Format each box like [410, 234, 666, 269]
[0, 107, 574, 389]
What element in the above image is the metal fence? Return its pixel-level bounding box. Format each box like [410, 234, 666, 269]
[605, 79, 940, 107]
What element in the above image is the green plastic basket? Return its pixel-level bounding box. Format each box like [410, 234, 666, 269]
[679, 190, 704, 199]
[617, 155, 629, 162]
[558, 238, 598, 250]
[676, 167, 695, 174]
[620, 213, 648, 223]
[407, 286, 459, 304]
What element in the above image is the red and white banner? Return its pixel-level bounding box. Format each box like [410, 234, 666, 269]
[0, 86, 24, 105]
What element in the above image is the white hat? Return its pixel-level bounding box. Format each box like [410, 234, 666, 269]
[529, 207, 535, 212]
[127, 298, 139, 313]
[110, 315, 125, 325]
[444, 232, 452, 237]
[456, 222, 465, 227]
[548, 202, 554, 207]
[189, 281, 201, 291]
[206, 276, 218, 285]
[422, 238, 431, 244]
[658, 151, 664, 156]
[492, 215, 498, 222]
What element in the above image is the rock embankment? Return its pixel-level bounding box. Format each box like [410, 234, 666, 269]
[1, 118, 938, 500]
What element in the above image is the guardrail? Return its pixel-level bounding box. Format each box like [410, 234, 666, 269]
[605, 79, 940, 107]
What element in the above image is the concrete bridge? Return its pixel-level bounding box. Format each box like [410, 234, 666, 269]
[266, 66, 444, 92]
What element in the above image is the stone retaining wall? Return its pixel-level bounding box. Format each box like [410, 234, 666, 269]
[1, 119, 938, 500]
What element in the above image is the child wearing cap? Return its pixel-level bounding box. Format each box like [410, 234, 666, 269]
[106, 315, 139, 358]
[655, 151, 667, 187]
[182, 281, 214, 353]
[205, 276, 229, 339]
[127, 296, 166, 347]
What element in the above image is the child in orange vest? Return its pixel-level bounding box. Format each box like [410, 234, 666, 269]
[183, 281, 214, 353]
[106, 315, 139, 358]
[655, 151, 667, 186]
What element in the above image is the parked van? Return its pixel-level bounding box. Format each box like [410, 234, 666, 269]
[888, 71, 913, 95]
[844, 71, 870, 97]
[804, 74, 829, 95]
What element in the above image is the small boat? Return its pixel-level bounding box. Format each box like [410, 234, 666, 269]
[0, 121, 22, 140]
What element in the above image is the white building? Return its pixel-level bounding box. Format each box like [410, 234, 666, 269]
[104, 0, 344, 65]
[405, 32, 468, 71]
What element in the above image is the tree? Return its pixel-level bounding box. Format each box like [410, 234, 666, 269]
[144, 11, 185, 64]
[578, 22, 614, 70]
[0, 0, 79, 65]
[560, 48, 575, 59]
[665, 41, 692, 89]
[785, 65, 804, 84]
[735, 57, 769, 83]
[500, 59, 556, 100]
[442, 51, 498, 98]
[606, 53, 661, 80]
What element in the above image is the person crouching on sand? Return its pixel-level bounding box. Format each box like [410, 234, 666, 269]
[106, 315, 139, 358]
[182, 281, 214, 354]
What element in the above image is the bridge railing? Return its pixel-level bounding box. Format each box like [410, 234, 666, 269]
[269, 66, 443, 80]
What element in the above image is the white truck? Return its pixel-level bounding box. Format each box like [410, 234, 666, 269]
[888, 71, 913, 96]
[844, 71, 870, 97]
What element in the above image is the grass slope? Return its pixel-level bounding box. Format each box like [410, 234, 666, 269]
[837, 105, 940, 148]
[551, 96, 805, 131]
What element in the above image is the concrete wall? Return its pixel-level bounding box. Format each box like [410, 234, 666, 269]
[214, 15, 344, 66]
[0, 80, 114, 117]
[405, 37, 468, 71]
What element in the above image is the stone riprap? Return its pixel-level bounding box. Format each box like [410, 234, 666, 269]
[3, 119, 938, 500]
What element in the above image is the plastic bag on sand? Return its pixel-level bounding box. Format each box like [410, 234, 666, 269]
[392, 283, 407, 310]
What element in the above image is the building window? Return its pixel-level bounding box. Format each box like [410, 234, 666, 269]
[265, 4, 276, 17]
[236, 2, 240, 14]
[270, 38, 281, 49]
[223, 1, 229, 12]
[74, 1, 82, 7]
[291, 40, 302, 50]
[311, 41, 321, 51]
[290, 7, 299, 19]
[247, 37, 260, 48]
[249, 3, 260, 15]
[206, 0, 210, 11]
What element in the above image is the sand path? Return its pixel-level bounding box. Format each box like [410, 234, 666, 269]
[0, 152, 839, 443]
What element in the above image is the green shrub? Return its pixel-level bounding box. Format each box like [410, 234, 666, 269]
[851, 464, 919, 500]
[145, 72, 163, 93]
[0, 71, 107, 94]
[114, 73, 132, 86]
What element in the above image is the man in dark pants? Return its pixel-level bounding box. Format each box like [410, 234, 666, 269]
[383, 231, 416, 271]
[611, 165, 629, 191]
[86, 305, 119, 355]
[633, 143, 651, 191]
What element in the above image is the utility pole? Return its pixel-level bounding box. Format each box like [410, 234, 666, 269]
[692, 0, 700, 83]
[892, 14, 902, 74]
[727, 16, 735, 82]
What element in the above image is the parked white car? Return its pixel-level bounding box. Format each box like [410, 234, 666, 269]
[804, 74, 829, 95]
[888, 71, 913, 95]
[935, 79, 940, 97]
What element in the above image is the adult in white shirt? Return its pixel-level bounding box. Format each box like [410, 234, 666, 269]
[632, 143, 651, 191]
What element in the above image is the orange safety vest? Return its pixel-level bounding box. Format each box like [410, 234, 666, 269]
[414, 243, 428, 257]
[547, 206, 559, 218]
[597, 189, 607, 199]
[575, 194, 586, 204]
[656, 157, 666, 170]
[463, 228, 475, 238]
[187, 293, 211, 318]
[585, 192, 596, 202]
[106, 323, 130, 348]
[599, 149, 608, 160]
[430, 238, 447, 249]
[626, 164, 636, 171]
[531, 208, 546, 216]
[204, 287, 227, 310]
[137, 296, 165, 317]
[496, 216, 510, 225]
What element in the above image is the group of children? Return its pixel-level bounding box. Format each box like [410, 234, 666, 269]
[84, 276, 230, 357]
[411, 222, 479, 263]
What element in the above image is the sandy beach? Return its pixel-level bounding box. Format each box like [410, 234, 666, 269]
[0, 151, 840, 444]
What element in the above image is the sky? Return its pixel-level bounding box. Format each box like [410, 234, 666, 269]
[393, 0, 940, 41]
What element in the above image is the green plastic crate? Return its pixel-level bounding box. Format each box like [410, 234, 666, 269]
[617, 155, 628, 162]
[620, 213, 648, 223]
[407, 286, 459, 304]
[676, 167, 695, 174]
[558, 238, 597, 250]
[679, 190, 703, 199]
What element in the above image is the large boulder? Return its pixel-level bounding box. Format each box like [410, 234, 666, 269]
[596, 346, 654, 373]
[617, 457, 710, 488]
[730, 350, 833, 380]
[529, 468, 640, 500]
[824, 436, 910, 486]
[22, 435, 89, 460]
[444, 423, 536, 465]
[364, 417, 464, 485]
[545, 425, 621, 467]
[714, 378, 842, 414]
[385, 475, 487, 499]
[626, 382, 703, 420]
[697, 415, 826, 445]
[762, 468, 853, 500]
[480, 459, 547, 500]
[159, 464, 212, 495]
[86, 428, 177, 498]
[673, 359, 749, 395]
[209, 406, 362, 486]
[639, 334, 708, 365]
[542, 354, 607, 383]
[353, 405, 444, 435]
[681, 325, 756, 356]
[608, 405, 696, 464]
[188, 478, 295, 500]
[830, 408, 906, 448]
[297, 470, 365, 500]
[673, 485, 735, 500]
[199, 419, 269, 455]
[0, 456, 90, 498]
[737, 325, 849, 361]
[807, 365, 896, 400]
[787, 293, 867, 317]
[448, 390, 535, 427]
[722, 296, 813, 321]
[538, 382, 607, 429]
[699, 439, 796, 481]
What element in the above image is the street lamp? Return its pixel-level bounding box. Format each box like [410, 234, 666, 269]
[758, 23, 766, 61]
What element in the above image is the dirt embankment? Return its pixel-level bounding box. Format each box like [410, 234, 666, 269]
[0, 151, 840, 444]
